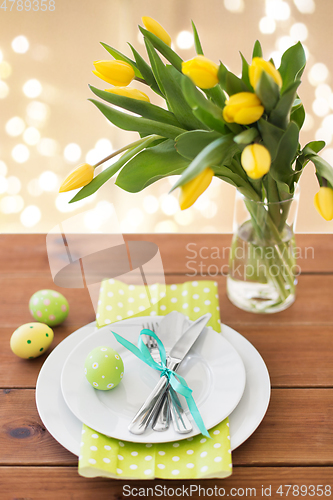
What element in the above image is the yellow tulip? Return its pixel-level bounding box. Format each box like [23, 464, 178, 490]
[59, 163, 94, 193]
[241, 144, 271, 179]
[179, 167, 214, 210]
[182, 55, 219, 89]
[314, 186, 333, 221]
[249, 57, 282, 89]
[93, 60, 135, 86]
[223, 92, 264, 125]
[142, 16, 171, 47]
[105, 87, 150, 102]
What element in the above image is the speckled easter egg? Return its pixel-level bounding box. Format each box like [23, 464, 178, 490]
[10, 322, 54, 359]
[29, 289, 69, 327]
[84, 346, 124, 391]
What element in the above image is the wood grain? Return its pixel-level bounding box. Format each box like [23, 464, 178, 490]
[1, 389, 332, 466]
[0, 466, 332, 499]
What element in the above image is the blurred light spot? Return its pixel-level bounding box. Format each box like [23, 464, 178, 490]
[308, 63, 329, 86]
[277, 36, 294, 53]
[127, 208, 144, 227]
[26, 101, 49, 124]
[137, 32, 144, 45]
[27, 179, 43, 197]
[6, 176, 21, 195]
[12, 144, 30, 163]
[269, 51, 282, 68]
[0, 61, 12, 79]
[312, 98, 330, 117]
[167, 175, 180, 187]
[143, 195, 159, 214]
[12, 36, 29, 54]
[37, 138, 58, 157]
[202, 202, 218, 218]
[0, 81, 9, 99]
[55, 191, 96, 213]
[175, 210, 193, 226]
[266, 0, 290, 20]
[322, 114, 333, 129]
[0, 161, 8, 176]
[290, 23, 308, 42]
[154, 220, 178, 233]
[302, 113, 314, 131]
[0, 50, 2, 63]
[64, 143, 81, 163]
[315, 127, 331, 146]
[86, 148, 100, 165]
[23, 79, 42, 98]
[224, 0, 244, 12]
[95, 138, 113, 156]
[293, 0, 315, 14]
[31, 44, 49, 61]
[5, 116, 26, 137]
[259, 17, 276, 34]
[20, 205, 41, 227]
[0, 176, 8, 194]
[176, 31, 194, 50]
[161, 194, 178, 216]
[39, 171, 58, 192]
[202, 225, 217, 233]
[315, 83, 331, 101]
[95, 201, 114, 218]
[0, 195, 24, 214]
[23, 126, 40, 145]
[321, 148, 333, 165]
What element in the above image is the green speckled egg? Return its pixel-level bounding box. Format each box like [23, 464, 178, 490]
[10, 322, 54, 359]
[29, 289, 69, 327]
[84, 346, 124, 391]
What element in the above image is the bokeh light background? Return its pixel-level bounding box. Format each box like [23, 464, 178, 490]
[1, 0, 333, 233]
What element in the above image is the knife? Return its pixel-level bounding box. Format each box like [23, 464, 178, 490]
[128, 313, 211, 435]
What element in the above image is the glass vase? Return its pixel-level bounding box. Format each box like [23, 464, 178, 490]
[227, 189, 300, 314]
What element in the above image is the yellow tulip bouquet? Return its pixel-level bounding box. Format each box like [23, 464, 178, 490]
[60, 17, 333, 312]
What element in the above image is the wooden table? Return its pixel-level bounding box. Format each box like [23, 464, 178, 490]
[0, 234, 332, 499]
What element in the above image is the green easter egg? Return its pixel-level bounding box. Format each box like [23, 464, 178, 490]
[29, 289, 69, 327]
[84, 346, 124, 391]
[10, 322, 54, 359]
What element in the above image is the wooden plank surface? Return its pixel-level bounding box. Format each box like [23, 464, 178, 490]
[0, 466, 332, 500]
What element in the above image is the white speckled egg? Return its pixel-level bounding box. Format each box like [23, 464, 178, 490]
[84, 346, 124, 391]
[29, 289, 69, 327]
[10, 322, 54, 359]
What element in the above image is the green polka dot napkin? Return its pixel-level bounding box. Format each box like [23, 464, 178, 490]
[79, 280, 232, 480]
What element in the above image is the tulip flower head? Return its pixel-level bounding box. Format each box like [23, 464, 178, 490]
[223, 92, 264, 125]
[105, 87, 150, 102]
[241, 144, 271, 180]
[179, 167, 214, 210]
[314, 186, 333, 221]
[249, 57, 282, 90]
[59, 163, 94, 193]
[142, 16, 172, 47]
[93, 60, 135, 86]
[182, 55, 219, 89]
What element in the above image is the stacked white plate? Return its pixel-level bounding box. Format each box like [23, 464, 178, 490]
[36, 317, 271, 453]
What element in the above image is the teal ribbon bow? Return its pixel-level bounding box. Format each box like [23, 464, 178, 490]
[112, 329, 211, 438]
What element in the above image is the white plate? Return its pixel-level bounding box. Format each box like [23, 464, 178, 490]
[60, 318, 246, 443]
[36, 320, 270, 454]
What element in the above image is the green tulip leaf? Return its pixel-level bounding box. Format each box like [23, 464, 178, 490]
[269, 79, 301, 129]
[233, 127, 259, 144]
[215, 167, 260, 200]
[89, 85, 182, 128]
[128, 43, 163, 97]
[69, 136, 160, 203]
[240, 52, 252, 91]
[290, 102, 305, 130]
[170, 135, 239, 190]
[252, 40, 263, 59]
[89, 99, 185, 139]
[144, 39, 166, 95]
[139, 26, 183, 71]
[204, 86, 226, 108]
[302, 140, 326, 156]
[218, 62, 249, 96]
[116, 140, 189, 192]
[191, 20, 204, 55]
[258, 118, 284, 161]
[278, 42, 306, 93]
[307, 153, 333, 187]
[100, 42, 142, 79]
[256, 71, 280, 114]
[270, 121, 299, 184]
[175, 130, 222, 160]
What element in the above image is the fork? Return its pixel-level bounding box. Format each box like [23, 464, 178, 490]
[142, 322, 192, 434]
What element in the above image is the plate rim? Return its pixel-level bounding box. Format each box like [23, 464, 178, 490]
[60, 316, 247, 443]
